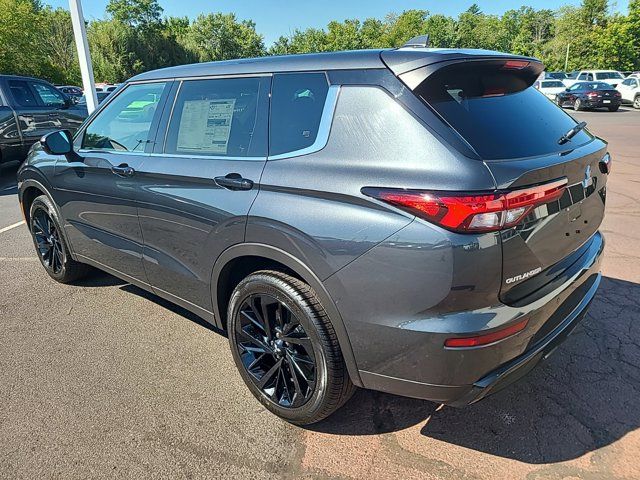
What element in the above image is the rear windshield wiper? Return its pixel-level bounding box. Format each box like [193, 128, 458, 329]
[558, 121, 587, 145]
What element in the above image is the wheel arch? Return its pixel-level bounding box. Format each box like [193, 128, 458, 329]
[19, 178, 75, 258]
[211, 243, 363, 387]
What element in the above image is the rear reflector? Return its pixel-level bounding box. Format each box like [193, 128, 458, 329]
[444, 319, 529, 348]
[362, 178, 567, 233]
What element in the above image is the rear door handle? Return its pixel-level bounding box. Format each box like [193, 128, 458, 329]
[214, 173, 254, 191]
[111, 163, 135, 177]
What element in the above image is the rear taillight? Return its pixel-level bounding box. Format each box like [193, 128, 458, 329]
[586, 91, 599, 98]
[362, 178, 567, 233]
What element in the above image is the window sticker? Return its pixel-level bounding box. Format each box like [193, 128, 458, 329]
[176, 98, 236, 154]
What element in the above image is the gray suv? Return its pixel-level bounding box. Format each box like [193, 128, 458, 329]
[18, 45, 608, 424]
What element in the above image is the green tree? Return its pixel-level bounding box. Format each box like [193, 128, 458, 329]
[106, 0, 163, 28]
[0, 0, 44, 76]
[184, 13, 265, 62]
[382, 10, 428, 47]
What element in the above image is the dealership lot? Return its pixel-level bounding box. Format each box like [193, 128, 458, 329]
[1, 108, 639, 479]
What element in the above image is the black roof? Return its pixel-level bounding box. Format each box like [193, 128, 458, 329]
[130, 48, 530, 82]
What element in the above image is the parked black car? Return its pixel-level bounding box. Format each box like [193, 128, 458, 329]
[556, 81, 622, 111]
[56, 85, 83, 98]
[0, 75, 87, 166]
[18, 47, 607, 424]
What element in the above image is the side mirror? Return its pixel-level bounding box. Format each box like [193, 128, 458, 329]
[40, 130, 73, 155]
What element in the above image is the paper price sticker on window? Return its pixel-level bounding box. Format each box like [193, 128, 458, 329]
[177, 98, 236, 154]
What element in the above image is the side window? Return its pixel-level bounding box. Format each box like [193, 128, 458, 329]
[165, 77, 268, 157]
[587, 73, 594, 81]
[8, 80, 38, 107]
[81, 82, 167, 152]
[269, 72, 329, 156]
[569, 84, 581, 91]
[31, 83, 65, 107]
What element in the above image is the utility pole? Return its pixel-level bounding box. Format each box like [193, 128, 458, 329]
[564, 43, 570, 72]
[68, 0, 98, 113]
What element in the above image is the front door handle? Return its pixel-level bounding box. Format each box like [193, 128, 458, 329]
[111, 163, 135, 177]
[214, 173, 254, 191]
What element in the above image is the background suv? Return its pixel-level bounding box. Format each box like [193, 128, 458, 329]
[18, 47, 607, 424]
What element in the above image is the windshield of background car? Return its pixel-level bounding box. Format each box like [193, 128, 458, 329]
[413, 61, 591, 160]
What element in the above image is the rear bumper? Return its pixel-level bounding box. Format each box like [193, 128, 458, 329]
[448, 272, 599, 406]
[346, 231, 604, 405]
[583, 98, 621, 108]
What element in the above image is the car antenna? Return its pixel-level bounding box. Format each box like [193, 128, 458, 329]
[402, 34, 430, 48]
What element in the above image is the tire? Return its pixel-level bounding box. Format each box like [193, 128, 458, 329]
[608, 105, 619, 112]
[29, 195, 90, 283]
[574, 98, 583, 111]
[633, 95, 640, 109]
[556, 97, 564, 108]
[227, 270, 355, 425]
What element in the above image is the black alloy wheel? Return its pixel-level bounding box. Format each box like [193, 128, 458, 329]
[227, 270, 355, 425]
[29, 195, 90, 283]
[32, 207, 64, 274]
[235, 294, 316, 408]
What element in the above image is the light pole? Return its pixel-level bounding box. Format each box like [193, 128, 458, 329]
[564, 43, 570, 72]
[68, 0, 98, 113]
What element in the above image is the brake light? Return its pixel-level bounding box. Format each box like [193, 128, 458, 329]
[362, 178, 567, 233]
[502, 60, 530, 70]
[586, 91, 599, 98]
[444, 319, 529, 348]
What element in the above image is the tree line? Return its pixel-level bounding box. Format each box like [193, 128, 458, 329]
[1, 0, 639, 86]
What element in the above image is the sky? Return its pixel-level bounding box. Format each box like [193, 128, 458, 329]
[46, 0, 630, 46]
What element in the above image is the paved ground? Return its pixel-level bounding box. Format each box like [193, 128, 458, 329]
[1, 107, 639, 480]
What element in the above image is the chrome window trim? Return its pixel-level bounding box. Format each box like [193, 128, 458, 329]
[76, 149, 266, 162]
[268, 84, 340, 160]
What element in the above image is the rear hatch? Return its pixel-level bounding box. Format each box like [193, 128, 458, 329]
[382, 49, 608, 304]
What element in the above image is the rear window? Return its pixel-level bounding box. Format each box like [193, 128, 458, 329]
[269, 72, 329, 156]
[595, 72, 623, 80]
[541, 81, 564, 88]
[413, 62, 591, 160]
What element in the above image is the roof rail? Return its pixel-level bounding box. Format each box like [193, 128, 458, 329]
[402, 35, 430, 48]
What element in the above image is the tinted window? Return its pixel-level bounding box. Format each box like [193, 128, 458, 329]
[81, 82, 167, 152]
[545, 72, 566, 80]
[578, 82, 613, 90]
[31, 82, 66, 107]
[414, 62, 590, 160]
[8, 80, 38, 107]
[541, 81, 564, 88]
[165, 77, 268, 157]
[595, 71, 623, 80]
[269, 73, 329, 156]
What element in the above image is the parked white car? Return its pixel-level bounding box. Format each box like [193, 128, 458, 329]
[564, 70, 625, 88]
[534, 79, 567, 100]
[617, 77, 640, 109]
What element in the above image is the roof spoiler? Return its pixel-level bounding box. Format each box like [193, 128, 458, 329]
[402, 35, 430, 48]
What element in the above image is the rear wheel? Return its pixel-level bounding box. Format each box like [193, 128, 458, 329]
[608, 105, 619, 112]
[573, 98, 583, 111]
[227, 270, 355, 425]
[633, 95, 640, 109]
[29, 195, 90, 283]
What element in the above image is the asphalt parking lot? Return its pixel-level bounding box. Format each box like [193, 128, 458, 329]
[1, 107, 639, 480]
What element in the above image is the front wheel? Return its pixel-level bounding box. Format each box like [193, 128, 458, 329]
[227, 270, 355, 425]
[633, 96, 640, 109]
[29, 195, 90, 283]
